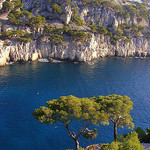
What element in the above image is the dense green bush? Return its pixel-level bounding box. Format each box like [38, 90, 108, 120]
[102, 132, 144, 150]
[119, 23, 130, 30]
[134, 2, 148, 20]
[72, 17, 85, 26]
[8, 12, 22, 25]
[125, 5, 139, 18]
[138, 25, 145, 33]
[110, 37, 117, 45]
[20, 37, 32, 43]
[69, 29, 89, 42]
[12, 0, 24, 11]
[89, 25, 98, 33]
[43, 25, 54, 34]
[0, 1, 13, 13]
[52, 3, 62, 14]
[97, 25, 108, 35]
[49, 34, 64, 43]
[2, 30, 25, 39]
[29, 15, 46, 30]
[71, 8, 78, 17]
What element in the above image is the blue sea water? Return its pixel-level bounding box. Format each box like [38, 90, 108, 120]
[0, 58, 150, 150]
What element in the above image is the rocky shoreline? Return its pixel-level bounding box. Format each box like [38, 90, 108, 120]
[0, 34, 150, 66]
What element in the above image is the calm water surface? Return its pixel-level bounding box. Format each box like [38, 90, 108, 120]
[0, 58, 150, 150]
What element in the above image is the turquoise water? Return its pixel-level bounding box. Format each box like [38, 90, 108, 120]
[0, 58, 150, 150]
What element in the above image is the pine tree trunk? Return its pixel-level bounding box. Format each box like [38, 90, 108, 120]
[114, 123, 117, 141]
[74, 139, 79, 150]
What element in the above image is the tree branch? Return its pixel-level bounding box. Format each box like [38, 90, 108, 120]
[78, 121, 86, 134]
[109, 117, 115, 123]
[76, 120, 91, 139]
[66, 124, 76, 140]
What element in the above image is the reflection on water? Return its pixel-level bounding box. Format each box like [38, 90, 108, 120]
[0, 58, 150, 150]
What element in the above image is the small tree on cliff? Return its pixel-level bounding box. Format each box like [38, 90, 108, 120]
[92, 94, 134, 140]
[29, 15, 46, 31]
[32, 95, 108, 150]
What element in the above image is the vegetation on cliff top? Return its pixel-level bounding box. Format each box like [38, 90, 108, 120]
[0, 0, 150, 46]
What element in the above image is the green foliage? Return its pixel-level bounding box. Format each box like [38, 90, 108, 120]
[0, 1, 13, 13]
[138, 25, 145, 33]
[135, 127, 146, 142]
[110, 36, 117, 45]
[49, 34, 64, 44]
[97, 25, 108, 35]
[125, 5, 139, 18]
[72, 8, 78, 17]
[12, 0, 24, 10]
[72, 17, 85, 26]
[43, 25, 54, 34]
[144, 128, 150, 142]
[102, 132, 144, 150]
[0, 22, 2, 27]
[29, 15, 46, 29]
[104, 141, 120, 150]
[82, 128, 98, 140]
[2, 30, 25, 39]
[62, 26, 70, 33]
[115, 29, 122, 38]
[69, 29, 89, 42]
[114, 4, 125, 15]
[34, 2, 40, 8]
[82, 0, 91, 5]
[88, 25, 108, 35]
[33, 95, 108, 149]
[134, 2, 148, 20]
[20, 37, 32, 43]
[23, 11, 32, 19]
[119, 23, 130, 30]
[8, 10, 23, 25]
[8, 10, 32, 26]
[124, 38, 131, 43]
[52, 3, 62, 14]
[122, 132, 144, 150]
[93, 94, 134, 140]
[89, 25, 97, 33]
[100, 1, 124, 16]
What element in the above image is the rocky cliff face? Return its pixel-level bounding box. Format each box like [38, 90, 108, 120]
[0, 0, 150, 66]
[0, 34, 150, 66]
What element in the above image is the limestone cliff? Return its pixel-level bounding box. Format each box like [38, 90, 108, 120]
[0, 0, 150, 66]
[1, 34, 150, 66]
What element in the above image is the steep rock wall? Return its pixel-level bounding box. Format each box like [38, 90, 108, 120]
[0, 34, 150, 66]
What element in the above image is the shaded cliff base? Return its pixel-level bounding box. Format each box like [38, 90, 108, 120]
[1, 34, 150, 66]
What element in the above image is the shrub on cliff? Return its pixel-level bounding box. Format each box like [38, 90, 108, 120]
[125, 5, 139, 18]
[11, 0, 24, 11]
[134, 2, 148, 20]
[0, 1, 13, 13]
[20, 37, 32, 43]
[52, 3, 63, 14]
[72, 17, 85, 26]
[8, 10, 23, 25]
[97, 25, 108, 35]
[49, 34, 64, 44]
[119, 23, 130, 30]
[29, 15, 46, 30]
[89, 25, 98, 33]
[43, 25, 54, 34]
[69, 29, 89, 42]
